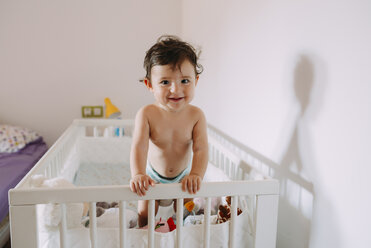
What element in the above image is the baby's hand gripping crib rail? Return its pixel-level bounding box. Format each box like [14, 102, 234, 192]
[9, 119, 279, 248]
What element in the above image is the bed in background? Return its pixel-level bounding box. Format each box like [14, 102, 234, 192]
[0, 125, 48, 247]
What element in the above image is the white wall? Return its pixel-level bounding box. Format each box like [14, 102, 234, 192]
[182, 0, 371, 247]
[0, 0, 181, 146]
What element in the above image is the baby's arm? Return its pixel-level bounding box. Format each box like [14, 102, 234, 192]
[181, 109, 208, 194]
[130, 107, 155, 196]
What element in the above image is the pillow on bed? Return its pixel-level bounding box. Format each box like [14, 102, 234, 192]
[0, 124, 40, 153]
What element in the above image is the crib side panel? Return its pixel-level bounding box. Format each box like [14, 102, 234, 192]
[14, 123, 83, 188]
[254, 194, 279, 248]
[9, 205, 38, 248]
[208, 125, 280, 248]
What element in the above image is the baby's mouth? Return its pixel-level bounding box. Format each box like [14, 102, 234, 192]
[168, 97, 184, 102]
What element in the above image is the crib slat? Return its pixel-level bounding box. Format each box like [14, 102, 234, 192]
[119, 201, 127, 248]
[57, 152, 62, 174]
[212, 146, 216, 165]
[220, 153, 224, 172]
[225, 157, 230, 175]
[148, 200, 155, 248]
[53, 159, 57, 177]
[118, 127, 123, 137]
[50, 160, 54, 178]
[229, 196, 238, 248]
[203, 197, 211, 248]
[225, 162, 230, 178]
[89, 202, 98, 248]
[47, 165, 51, 178]
[93, 126, 99, 137]
[59, 203, 68, 248]
[176, 198, 184, 248]
[230, 162, 235, 180]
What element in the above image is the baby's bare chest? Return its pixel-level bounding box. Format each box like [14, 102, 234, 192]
[150, 124, 194, 147]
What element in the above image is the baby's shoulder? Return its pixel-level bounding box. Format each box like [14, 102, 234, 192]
[138, 104, 159, 115]
[135, 104, 158, 121]
[187, 105, 205, 119]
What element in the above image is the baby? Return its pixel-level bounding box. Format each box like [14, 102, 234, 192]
[129, 35, 208, 227]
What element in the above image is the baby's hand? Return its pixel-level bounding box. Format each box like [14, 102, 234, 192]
[130, 174, 155, 196]
[181, 174, 202, 194]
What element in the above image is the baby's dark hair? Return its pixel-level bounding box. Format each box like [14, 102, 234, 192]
[143, 35, 203, 80]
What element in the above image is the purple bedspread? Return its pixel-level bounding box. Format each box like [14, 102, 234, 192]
[0, 138, 48, 221]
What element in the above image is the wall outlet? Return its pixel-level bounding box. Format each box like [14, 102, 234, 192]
[82, 106, 104, 118]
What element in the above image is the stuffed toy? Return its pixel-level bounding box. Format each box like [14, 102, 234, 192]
[139, 217, 175, 233]
[30, 175, 84, 228]
[217, 196, 242, 224]
[83, 201, 118, 219]
[193, 197, 221, 216]
[82, 201, 137, 228]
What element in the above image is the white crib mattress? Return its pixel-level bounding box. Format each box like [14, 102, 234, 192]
[73, 162, 131, 186]
[73, 161, 230, 187]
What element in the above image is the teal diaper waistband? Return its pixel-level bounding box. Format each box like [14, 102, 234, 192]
[146, 161, 191, 184]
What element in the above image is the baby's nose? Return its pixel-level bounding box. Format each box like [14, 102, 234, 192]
[170, 82, 180, 93]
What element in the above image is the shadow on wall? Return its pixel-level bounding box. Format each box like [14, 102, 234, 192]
[208, 54, 339, 248]
[275, 55, 316, 248]
[275, 54, 340, 248]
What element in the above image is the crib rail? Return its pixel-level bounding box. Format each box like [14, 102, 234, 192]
[9, 180, 278, 248]
[14, 123, 81, 189]
[9, 181, 278, 205]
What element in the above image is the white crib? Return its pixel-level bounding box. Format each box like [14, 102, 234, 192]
[9, 119, 279, 248]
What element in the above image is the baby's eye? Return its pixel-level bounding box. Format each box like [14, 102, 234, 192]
[160, 80, 170, 85]
[181, 79, 190, 84]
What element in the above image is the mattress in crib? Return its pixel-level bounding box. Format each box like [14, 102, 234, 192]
[73, 161, 231, 187]
[73, 162, 131, 186]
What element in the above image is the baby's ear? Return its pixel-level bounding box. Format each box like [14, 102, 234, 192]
[144, 78, 152, 90]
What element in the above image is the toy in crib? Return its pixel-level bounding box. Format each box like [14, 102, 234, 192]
[30, 176, 138, 229]
[171, 197, 220, 223]
[82, 201, 118, 226]
[183, 200, 199, 218]
[30, 175, 84, 228]
[140, 217, 175, 233]
[82, 201, 137, 228]
[216, 196, 243, 224]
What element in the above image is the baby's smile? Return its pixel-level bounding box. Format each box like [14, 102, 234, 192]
[168, 97, 184, 102]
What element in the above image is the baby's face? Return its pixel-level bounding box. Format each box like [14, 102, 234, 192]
[147, 60, 198, 112]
